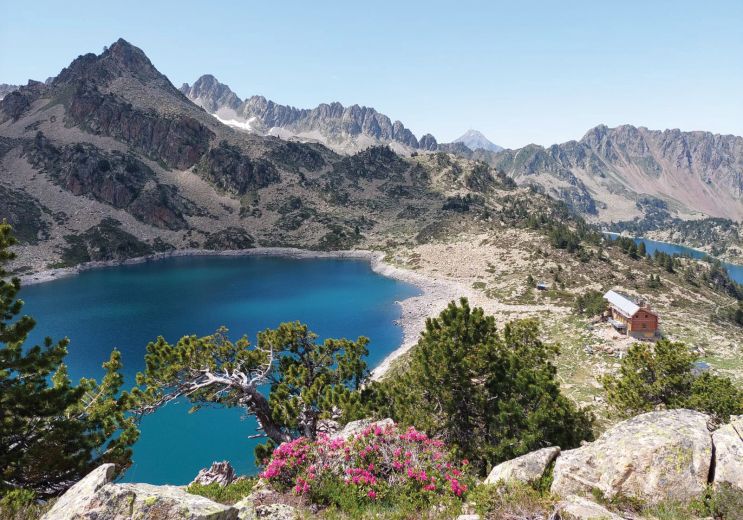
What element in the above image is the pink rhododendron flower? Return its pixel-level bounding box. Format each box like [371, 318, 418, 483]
[261, 421, 471, 504]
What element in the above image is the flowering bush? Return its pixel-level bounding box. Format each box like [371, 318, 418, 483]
[261, 421, 472, 510]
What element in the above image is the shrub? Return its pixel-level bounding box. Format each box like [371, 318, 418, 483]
[468, 481, 556, 519]
[640, 484, 743, 520]
[260, 422, 472, 513]
[573, 290, 606, 316]
[0, 223, 138, 497]
[602, 340, 743, 423]
[0, 489, 53, 520]
[548, 223, 581, 252]
[185, 478, 256, 505]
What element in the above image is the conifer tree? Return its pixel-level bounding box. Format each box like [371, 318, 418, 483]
[0, 222, 138, 497]
[370, 298, 594, 475]
[131, 322, 370, 462]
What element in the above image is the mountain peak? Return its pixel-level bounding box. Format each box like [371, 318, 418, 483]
[180, 74, 242, 112]
[453, 129, 502, 152]
[54, 38, 166, 87]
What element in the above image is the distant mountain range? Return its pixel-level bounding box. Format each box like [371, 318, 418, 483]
[180, 75, 501, 156]
[0, 39, 533, 272]
[179, 74, 743, 222]
[2, 38, 742, 273]
[180, 75, 435, 153]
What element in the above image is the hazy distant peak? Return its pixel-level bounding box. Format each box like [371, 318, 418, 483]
[454, 129, 503, 152]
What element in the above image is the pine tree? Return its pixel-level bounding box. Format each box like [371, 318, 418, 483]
[0, 222, 138, 497]
[370, 299, 594, 475]
[637, 241, 647, 258]
[131, 322, 370, 463]
[628, 242, 639, 259]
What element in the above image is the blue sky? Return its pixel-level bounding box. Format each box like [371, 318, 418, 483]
[2, 0, 741, 148]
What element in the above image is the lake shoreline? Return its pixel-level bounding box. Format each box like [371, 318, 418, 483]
[603, 231, 743, 284]
[18, 248, 465, 380]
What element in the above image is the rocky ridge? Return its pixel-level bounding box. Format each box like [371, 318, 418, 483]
[179, 75, 743, 224]
[481, 124, 743, 221]
[181, 74, 426, 154]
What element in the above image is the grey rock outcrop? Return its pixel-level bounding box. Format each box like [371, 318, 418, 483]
[42, 465, 238, 519]
[551, 409, 712, 504]
[418, 133, 438, 151]
[234, 490, 298, 520]
[83, 482, 237, 519]
[182, 75, 242, 113]
[557, 495, 623, 520]
[41, 464, 116, 520]
[484, 446, 560, 485]
[712, 415, 743, 491]
[253, 503, 298, 519]
[191, 461, 237, 487]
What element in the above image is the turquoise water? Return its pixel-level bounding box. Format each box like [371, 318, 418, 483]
[19, 255, 419, 484]
[605, 233, 743, 285]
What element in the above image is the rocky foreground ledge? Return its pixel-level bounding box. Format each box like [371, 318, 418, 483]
[42, 411, 743, 520]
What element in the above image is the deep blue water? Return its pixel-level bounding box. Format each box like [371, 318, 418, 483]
[19, 255, 419, 484]
[605, 233, 743, 285]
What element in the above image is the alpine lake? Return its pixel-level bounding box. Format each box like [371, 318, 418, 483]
[19, 255, 419, 484]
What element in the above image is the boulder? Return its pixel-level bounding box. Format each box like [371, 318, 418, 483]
[484, 446, 560, 485]
[334, 418, 395, 439]
[83, 482, 237, 519]
[253, 503, 298, 519]
[234, 484, 298, 520]
[234, 488, 272, 520]
[316, 418, 341, 436]
[191, 460, 237, 487]
[712, 415, 743, 491]
[551, 409, 713, 504]
[558, 495, 623, 520]
[234, 496, 257, 520]
[41, 464, 116, 520]
[42, 464, 237, 520]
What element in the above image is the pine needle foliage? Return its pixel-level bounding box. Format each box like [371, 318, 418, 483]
[0, 222, 138, 497]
